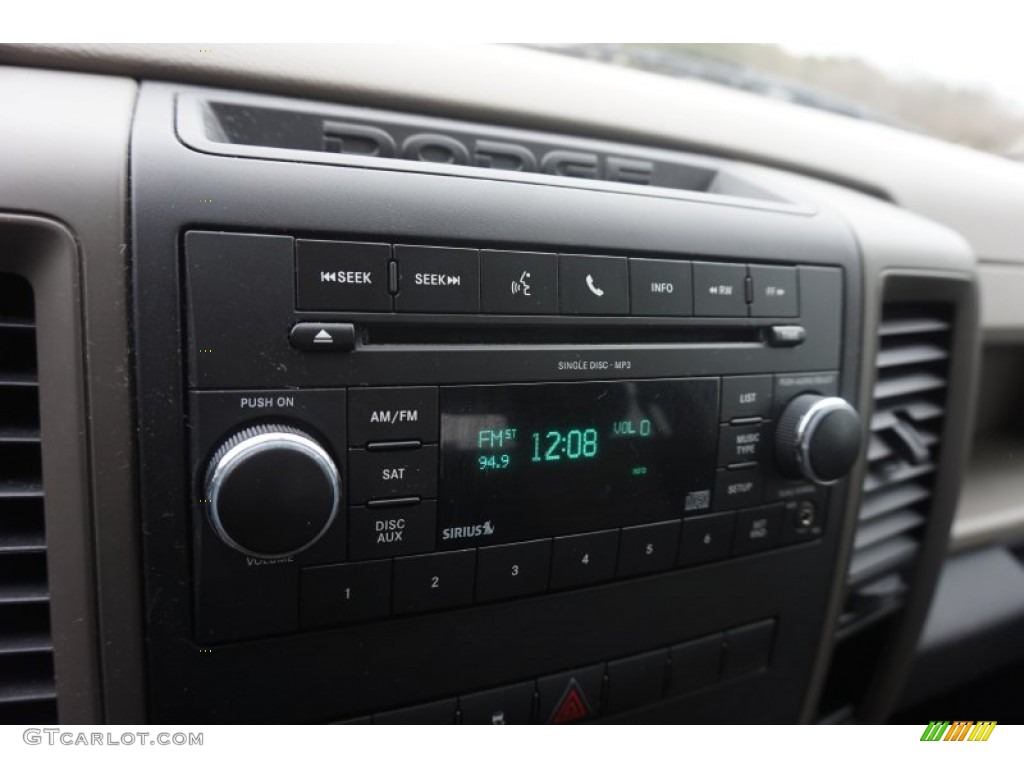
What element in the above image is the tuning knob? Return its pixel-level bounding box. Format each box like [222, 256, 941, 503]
[204, 424, 340, 558]
[775, 394, 862, 485]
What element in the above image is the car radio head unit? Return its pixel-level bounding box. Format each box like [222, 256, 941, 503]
[130, 87, 869, 723]
[182, 231, 862, 657]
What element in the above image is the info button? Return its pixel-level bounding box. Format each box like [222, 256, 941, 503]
[481, 250, 558, 314]
[629, 258, 693, 316]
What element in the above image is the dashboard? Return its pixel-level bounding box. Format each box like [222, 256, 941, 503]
[0, 43, 1022, 725]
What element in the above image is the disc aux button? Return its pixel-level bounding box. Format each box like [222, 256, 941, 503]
[349, 501, 437, 561]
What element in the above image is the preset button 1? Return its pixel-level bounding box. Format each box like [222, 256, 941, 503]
[300, 560, 391, 629]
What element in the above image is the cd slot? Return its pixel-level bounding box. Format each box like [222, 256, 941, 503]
[361, 322, 762, 347]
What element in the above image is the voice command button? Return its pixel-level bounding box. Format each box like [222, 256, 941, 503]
[481, 250, 558, 314]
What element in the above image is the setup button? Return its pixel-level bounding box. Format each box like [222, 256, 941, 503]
[714, 465, 763, 511]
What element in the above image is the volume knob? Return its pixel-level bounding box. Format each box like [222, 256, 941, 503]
[204, 424, 341, 558]
[775, 394, 862, 485]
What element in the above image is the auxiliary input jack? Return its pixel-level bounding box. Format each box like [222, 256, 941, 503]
[796, 501, 817, 530]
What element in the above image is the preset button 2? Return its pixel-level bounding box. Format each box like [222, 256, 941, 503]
[393, 549, 476, 615]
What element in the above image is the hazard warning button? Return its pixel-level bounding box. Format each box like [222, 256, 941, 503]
[538, 664, 605, 724]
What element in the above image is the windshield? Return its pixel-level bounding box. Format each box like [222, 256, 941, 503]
[531, 44, 1024, 159]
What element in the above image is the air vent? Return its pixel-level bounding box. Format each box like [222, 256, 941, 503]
[842, 304, 952, 626]
[0, 273, 56, 724]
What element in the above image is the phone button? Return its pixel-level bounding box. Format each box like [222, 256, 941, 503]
[559, 254, 629, 315]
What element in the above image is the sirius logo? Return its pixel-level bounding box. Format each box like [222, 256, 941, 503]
[441, 521, 495, 541]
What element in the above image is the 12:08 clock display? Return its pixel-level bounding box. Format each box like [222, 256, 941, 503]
[438, 378, 719, 546]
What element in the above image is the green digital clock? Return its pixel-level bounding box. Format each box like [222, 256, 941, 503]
[531, 428, 599, 462]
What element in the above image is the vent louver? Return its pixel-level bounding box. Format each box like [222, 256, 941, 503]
[844, 305, 952, 622]
[0, 273, 56, 724]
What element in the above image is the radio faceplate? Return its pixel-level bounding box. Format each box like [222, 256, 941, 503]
[185, 231, 845, 649]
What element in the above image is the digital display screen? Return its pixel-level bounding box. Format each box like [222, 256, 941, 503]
[438, 379, 718, 547]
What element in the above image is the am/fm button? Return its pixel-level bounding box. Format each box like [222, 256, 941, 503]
[349, 386, 439, 445]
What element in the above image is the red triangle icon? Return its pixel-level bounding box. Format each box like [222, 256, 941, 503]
[550, 681, 591, 724]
